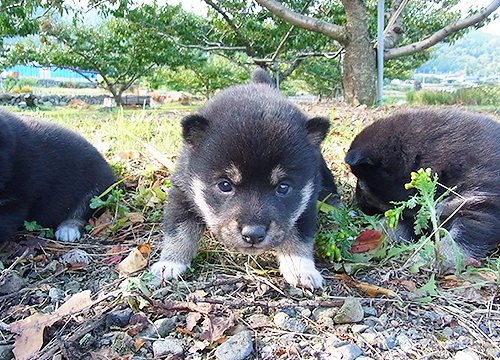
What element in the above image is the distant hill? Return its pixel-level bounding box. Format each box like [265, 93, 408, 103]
[416, 31, 500, 77]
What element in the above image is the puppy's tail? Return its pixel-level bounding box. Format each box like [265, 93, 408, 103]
[251, 68, 275, 87]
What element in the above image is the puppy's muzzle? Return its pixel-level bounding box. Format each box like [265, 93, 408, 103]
[241, 225, 267, 245]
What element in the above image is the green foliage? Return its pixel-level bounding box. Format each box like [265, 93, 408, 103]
[90, 188, 130, 216]
[385, 168, 463, 272]
[2, 75, 18, 91]
[407, 87, 500, 105]
[24, 220, 55, 239]
[316, 205, 381, 263]
[5, 14, 197, 105]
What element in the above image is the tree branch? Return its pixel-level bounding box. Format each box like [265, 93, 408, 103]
[383, 0, 407, 49]
[157, 31, 247, 51]
[203, 0, 258, 57]
[384, 0, 500, 60]
[254, 0, 347, 44]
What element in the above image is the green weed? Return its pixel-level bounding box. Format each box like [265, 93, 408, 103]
[24, 220, 55, 239]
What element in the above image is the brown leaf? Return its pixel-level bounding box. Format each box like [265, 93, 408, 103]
[125, 212, 145, 223]
[117, 245, 149, 275]
[10, 290, 93, 360]
[90, 210, 114, 237]
[186, 312, 202, 331]
[335, 274, 398, 298]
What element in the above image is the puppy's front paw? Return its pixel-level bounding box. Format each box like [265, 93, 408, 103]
[278, 255, 324, 289]
[55, 225, 81, 242]
[151, 260, 188, 280]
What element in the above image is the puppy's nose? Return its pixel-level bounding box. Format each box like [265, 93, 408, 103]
[241, 225, 267, 244]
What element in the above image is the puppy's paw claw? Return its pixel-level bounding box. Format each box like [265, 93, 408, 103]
[55, 226, 81, 242]
[151, 260, 188, 280]
[279, 255, 324, 289]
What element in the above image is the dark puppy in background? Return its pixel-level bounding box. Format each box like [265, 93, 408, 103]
[345, 109, 500, 260]
[0, 110, 116, 243]
[151, 69, 340, 288]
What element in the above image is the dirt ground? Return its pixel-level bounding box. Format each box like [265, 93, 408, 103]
[0, 101, 499, 360]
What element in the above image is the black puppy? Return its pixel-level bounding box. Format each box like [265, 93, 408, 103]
[151, 69, 340, 288]
[345, 109, 500, 260]
[0, 110, 116, 243]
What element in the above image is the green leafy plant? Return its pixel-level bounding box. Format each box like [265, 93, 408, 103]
[317, 204, 382, 263]
[90, 180, 129, 216]
[24, 220, 55, 239]
[385, 168, 465, 272]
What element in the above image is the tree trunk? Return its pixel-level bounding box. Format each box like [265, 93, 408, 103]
[342, 0, 377, 105]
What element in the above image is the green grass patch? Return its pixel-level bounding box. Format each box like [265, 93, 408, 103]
[407, 86, 500, 106]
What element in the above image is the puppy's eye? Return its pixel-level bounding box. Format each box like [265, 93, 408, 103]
[218, 180, 233, 193]
[276, 183, 290, 195]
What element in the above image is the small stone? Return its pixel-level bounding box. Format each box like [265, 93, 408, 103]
[0, 345, 13, 360]
[378, 313, 389, 327]
[454, 349, 480, 360]
[423, 311, 442, 323]
[441, 327, 453, 339]
[328, 344, 363, 360]
[334, 297, 364, 324]
[111, 332, 135, 355]
[396, 334, 413, 352]
[324, 335, 344, 349]
[407, 328, 423, 340]
[152, 337, 184, 357]
[273, 312, 289, 328]
[486, 347, 500, 358]
[362, 306, 377, 317]
[154, 316, 177, 337]
[0, 272, 27, 295]
[48, 287, 62, 302]
[247, 314, 272, 329]
[352, 324, 369, 333]
[445, 340, 467, 351]
[390, 320, 399, 327]
[215, 330, 253, 360]
[378, 335, 398, 350]
[313, 307, 337, 321]
[106, 309, 133, 328]
[280, 318, 307, 333]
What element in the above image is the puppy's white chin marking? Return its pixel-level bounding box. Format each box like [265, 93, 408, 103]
[278, 255, 324, 289]
[151, 260, 188, 280]
[55, 226, 81, 242]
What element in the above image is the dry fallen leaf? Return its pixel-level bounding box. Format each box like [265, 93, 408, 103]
[10, 290, 93, 360]
[335, 274, 398, 298]
[124, 212, 145, 223]
[117, 244, 150, 275]
[90, 210, 114, 237]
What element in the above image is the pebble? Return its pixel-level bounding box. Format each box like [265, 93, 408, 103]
[378, 335, 398, 350]
[454, 349, 480, 360]
[445, 340, 467, 351]
[441, 327, 454, 339]
[48, 287, 62, 302]
[280, 318, 307, 333]
[351, 324, 369, 333]
[423, 311, 442, 323]
[334, 297, 364, 324]
[0, 345, 13, 360]
[378, 313, 389, 327]
[246, 314, 272, 329]
[362, 306, 377, 317]
[328, 344, 363, 360]
[214, 330, 253, 360]
[407, 328, 423, 340]
[106, 309, 133, 329]
[154, 316, 177, 337]
[273, 312, 289, 328]
[0, 272, 27, 294]
[111, 332, 135, 354]
[396, 334, 413, 352]
[152, 337, 184, 357]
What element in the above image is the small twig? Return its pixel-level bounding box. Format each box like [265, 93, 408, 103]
[188, 296, 344, 309]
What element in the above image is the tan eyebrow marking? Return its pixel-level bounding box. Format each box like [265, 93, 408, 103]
[270, 165, 287, 186]
[224, 163, 242, 185]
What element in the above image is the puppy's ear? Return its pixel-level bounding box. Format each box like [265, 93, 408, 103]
[305, 117, 330, 145]
[344, 148, 374, 166]
[181, 115, 209, 147]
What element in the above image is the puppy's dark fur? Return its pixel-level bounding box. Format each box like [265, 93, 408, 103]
[345, 109, 500, 259]
[151, 69, 340, 288]
[0, 110, 116, 243]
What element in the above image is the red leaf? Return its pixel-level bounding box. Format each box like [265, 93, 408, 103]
[351, 229, 382, 253]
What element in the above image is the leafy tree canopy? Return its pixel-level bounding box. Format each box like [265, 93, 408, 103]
[3, 13, 199, 105]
